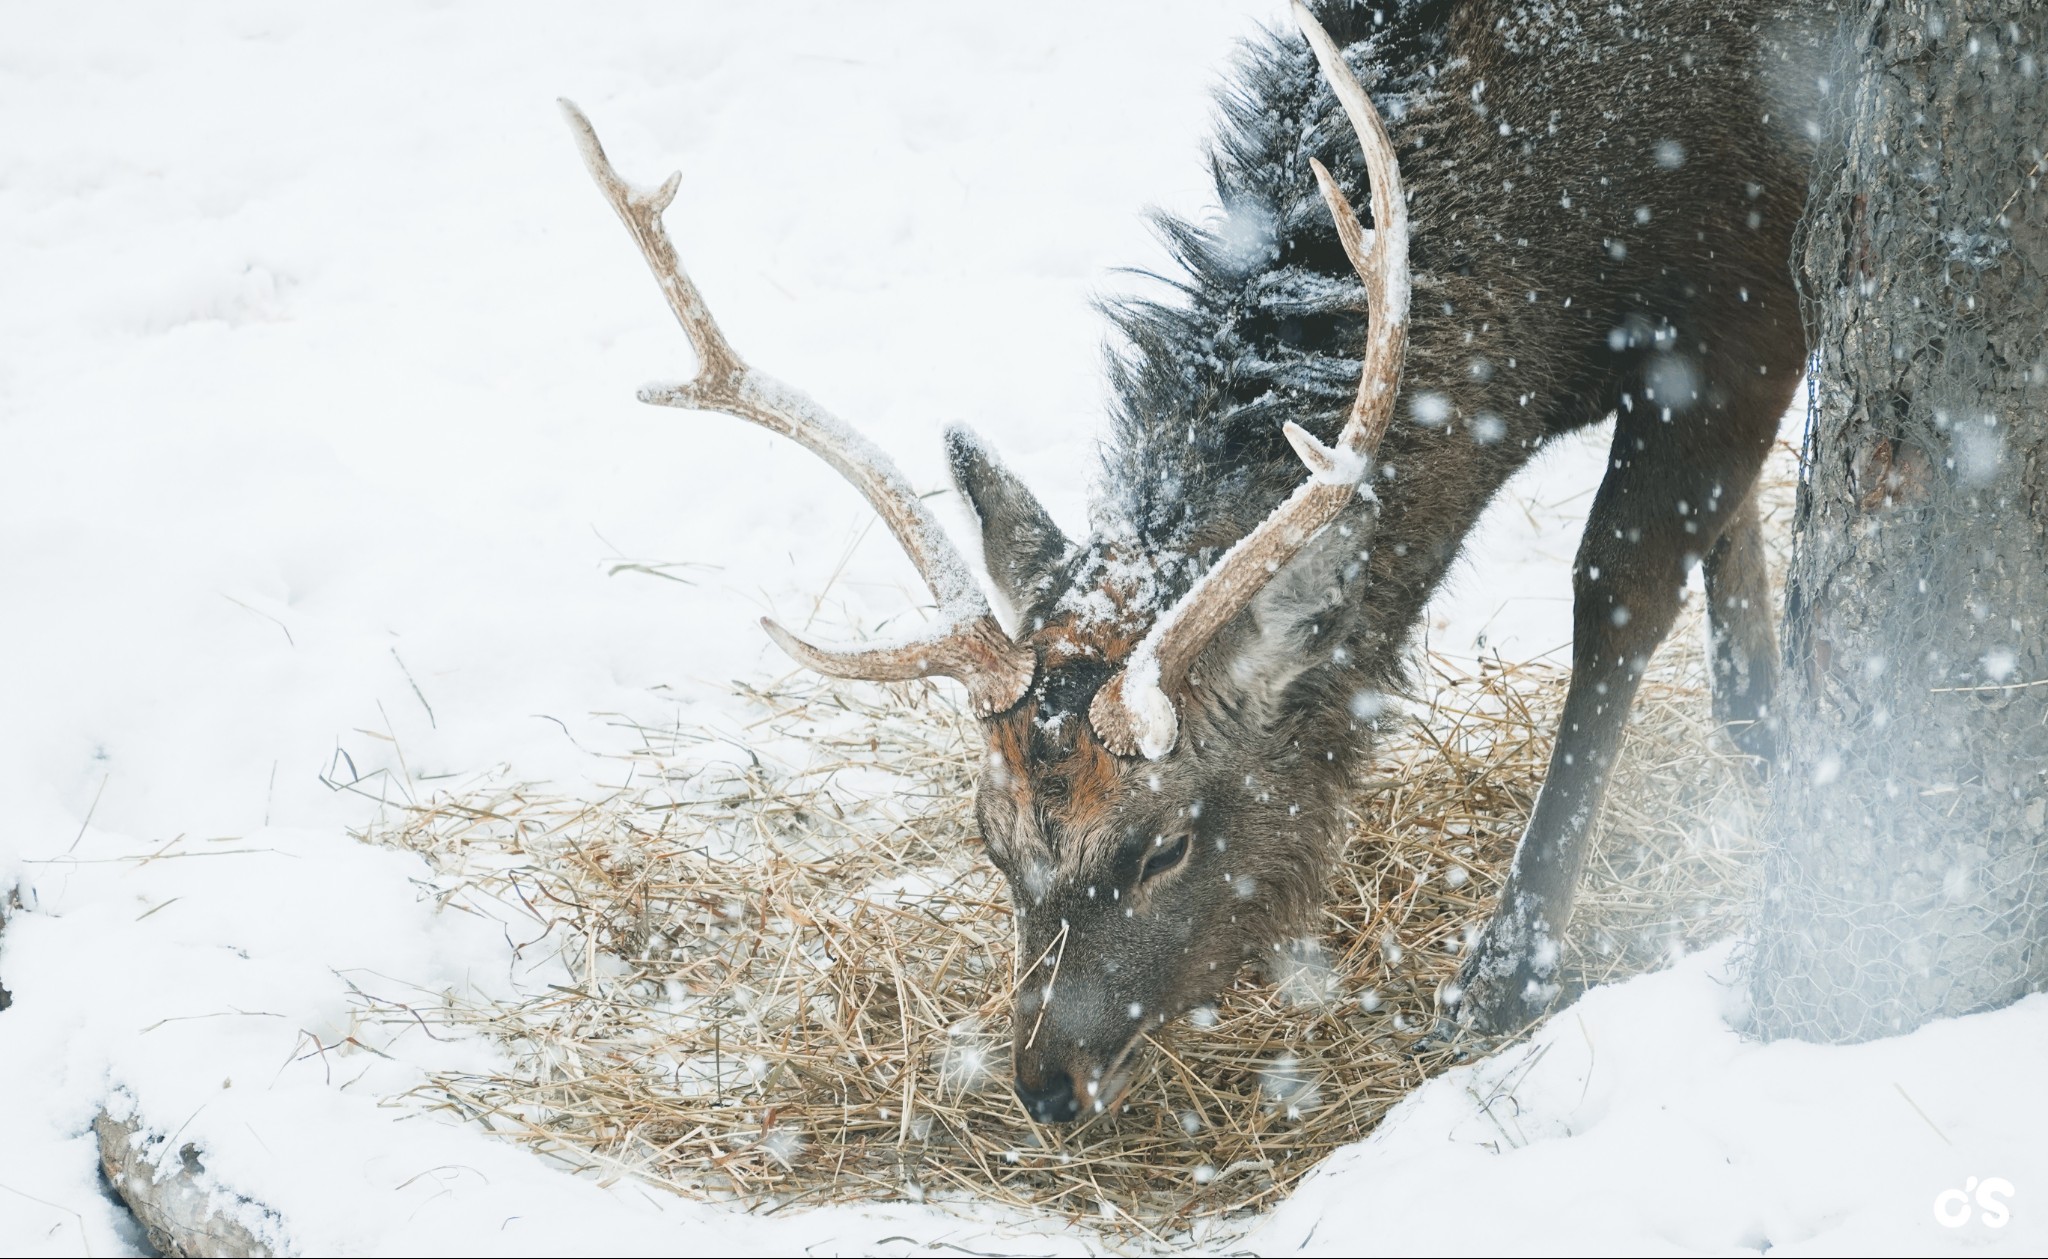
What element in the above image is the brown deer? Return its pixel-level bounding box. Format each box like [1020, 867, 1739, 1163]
[565, 0, 1818, 1122]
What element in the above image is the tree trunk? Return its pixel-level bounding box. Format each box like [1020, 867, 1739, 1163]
[1748, 0, 2048, 1041]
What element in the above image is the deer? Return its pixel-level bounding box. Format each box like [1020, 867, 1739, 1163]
[564, 0, 1818, 1123]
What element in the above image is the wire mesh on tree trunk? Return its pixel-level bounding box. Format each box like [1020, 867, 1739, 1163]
[1747, 0, 2048, 1042]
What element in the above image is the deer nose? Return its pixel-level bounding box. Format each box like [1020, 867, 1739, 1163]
[1014, 1068, 1080, 1124]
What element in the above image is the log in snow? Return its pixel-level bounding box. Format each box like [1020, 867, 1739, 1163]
[94, 1109, 285, 1258]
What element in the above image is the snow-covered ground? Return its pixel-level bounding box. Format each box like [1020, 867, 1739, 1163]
[1, 3, 2039, 1254]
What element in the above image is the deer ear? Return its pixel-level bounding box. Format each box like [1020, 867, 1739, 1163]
[946, 425, 1072, 621]
[1217, 495, 1383, 714]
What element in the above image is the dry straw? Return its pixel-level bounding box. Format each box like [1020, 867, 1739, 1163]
[354, 590, 1765, 1245]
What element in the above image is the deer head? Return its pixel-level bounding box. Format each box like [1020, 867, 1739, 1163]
[566, 4, 1407, 1123]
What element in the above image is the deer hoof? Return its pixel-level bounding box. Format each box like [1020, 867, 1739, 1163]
[1444, 944, 1561, 1036]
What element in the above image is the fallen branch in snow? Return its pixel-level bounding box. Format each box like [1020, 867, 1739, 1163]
[0, 884, 15, 1012]
[95, 1109, 287, 1258]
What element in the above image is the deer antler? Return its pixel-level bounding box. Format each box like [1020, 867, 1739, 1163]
[562, 100, 1034, 716]
[1089, 2, 1412, 758]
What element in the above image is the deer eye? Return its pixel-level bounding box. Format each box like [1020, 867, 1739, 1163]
[1140, 834, 1191, 884]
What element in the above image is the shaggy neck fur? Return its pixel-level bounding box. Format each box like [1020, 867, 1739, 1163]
[1088, 0, 1808, 779]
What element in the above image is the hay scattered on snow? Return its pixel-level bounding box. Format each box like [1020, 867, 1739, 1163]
[355, 598, 1765, 1245]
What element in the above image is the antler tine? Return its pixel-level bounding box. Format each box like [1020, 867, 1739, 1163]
[1297, 4, 1412, 461]
[1089, 3, 1411, 758]
[761, 616, 1029, 691]
[562, 100, 1034, 715]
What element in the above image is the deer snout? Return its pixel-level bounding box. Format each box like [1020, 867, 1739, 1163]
[1013, 1066, 1080, 1124]
[1012, 989, 1149, 1123]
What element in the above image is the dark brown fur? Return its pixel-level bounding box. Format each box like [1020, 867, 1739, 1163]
[944, 1, 1824, 1121]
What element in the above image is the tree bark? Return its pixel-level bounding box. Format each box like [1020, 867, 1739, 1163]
[1748, 0, 2048, 1041]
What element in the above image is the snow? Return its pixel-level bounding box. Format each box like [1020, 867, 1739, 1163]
[1117, 642, 1181, 761]
[1249, 946, 2048, 1256]
[1, 2, 2040, 1255]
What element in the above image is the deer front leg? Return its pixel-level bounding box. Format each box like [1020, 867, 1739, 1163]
[1448, 586, 1668, 1032]
[1449, 416, 1771, 1033]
